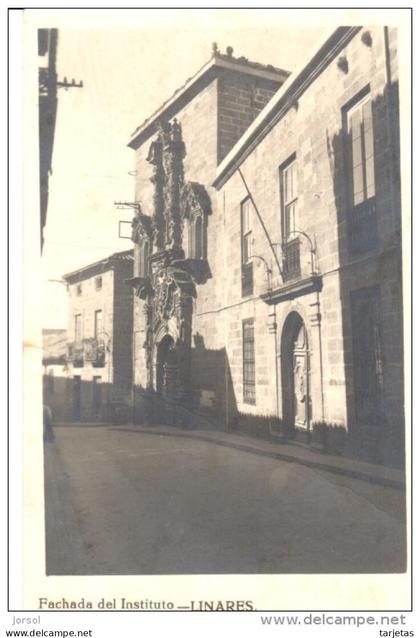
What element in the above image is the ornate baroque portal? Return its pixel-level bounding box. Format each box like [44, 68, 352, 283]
[130, 120, 211, 401]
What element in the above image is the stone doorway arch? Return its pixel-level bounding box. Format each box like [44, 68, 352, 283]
[281, 312, 311, 433]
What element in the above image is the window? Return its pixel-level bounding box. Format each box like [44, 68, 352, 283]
[241, 198, 253, 296]
[241, 198, 253, 263]
[139, 240, 150, 278]
[134, 240, 150, 278]
[186, 212, 205, 260]
[94, 310, 103, 340]
[194, 217, 203, 259]
[76, 283, 82, 296]
[190, 215, 204, 259]
[74, 314, 82, 342]
[281, 157, 298, 241]
[280, 156, 300, 280]
[344, 89, 377, 253]
[347, 92, 375, 206]
[242, 319, 256, 404]
[180, 182, 210, 261]
[95, 276, 102, 290]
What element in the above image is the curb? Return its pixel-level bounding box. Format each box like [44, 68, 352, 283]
[112, 426, 405, 491]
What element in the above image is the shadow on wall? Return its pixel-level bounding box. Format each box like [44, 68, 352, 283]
[133, 332, 237, 430]
[328, 79, 404, 467]
[133, 332, 284, 439]
[43, 374, 131, 424]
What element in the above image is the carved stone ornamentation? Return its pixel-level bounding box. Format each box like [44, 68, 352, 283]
[146, 134, 165, 251]
[131, 206, 152, 245]
[132, 119, 209, 400]
[142, 300, 154, 390]
[155, 270, 178, 323]
[160, 119, 185, 250]
[181, 181, 212, 220]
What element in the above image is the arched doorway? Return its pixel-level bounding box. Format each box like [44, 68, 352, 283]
[281, 312, 311, 433]
[156, 335, 179, 399]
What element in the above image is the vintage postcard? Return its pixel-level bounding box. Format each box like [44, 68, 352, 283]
[13, 6, 412, 615]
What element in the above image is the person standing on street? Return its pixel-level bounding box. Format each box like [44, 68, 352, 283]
[43, 404, 55, 442]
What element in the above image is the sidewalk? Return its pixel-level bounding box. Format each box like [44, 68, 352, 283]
[112, 423, 406, 490]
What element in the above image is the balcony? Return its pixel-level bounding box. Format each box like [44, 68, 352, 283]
[260, 233, 322, 305]
[66, 339, 106, 368]
[84, 338, 106, 368]
[67, 342, 84, 367]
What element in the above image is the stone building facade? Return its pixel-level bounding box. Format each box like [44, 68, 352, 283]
[128, 27, 404, 466]
[61, 250, 134, 422]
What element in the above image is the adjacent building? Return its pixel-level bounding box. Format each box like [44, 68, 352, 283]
[42, 328, 68, 421]
[127, 27, 404, 466]
[61, 249, 134, 422]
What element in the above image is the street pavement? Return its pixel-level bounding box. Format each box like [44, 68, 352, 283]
[44, 425, 406, 575]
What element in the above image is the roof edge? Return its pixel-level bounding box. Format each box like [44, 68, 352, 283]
[63, 249, 133, 283]
[213, 26, 362, 190]
[128, 55, 289, 151]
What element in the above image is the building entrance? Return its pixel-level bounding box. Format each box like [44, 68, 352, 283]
[281, 312, 310, 432]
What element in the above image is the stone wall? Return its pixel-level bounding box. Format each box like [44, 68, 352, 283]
[112, 261, 134, 392]
[132, 80, 220, 389]
[217, 70, 280, 162]
[211, 26, 403, 463]
[131, 28, 404, 464]
[65, 260, 134, 422]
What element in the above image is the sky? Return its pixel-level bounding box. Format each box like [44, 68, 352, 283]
[38, 9, 333, 328]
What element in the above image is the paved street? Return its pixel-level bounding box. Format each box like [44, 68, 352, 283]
[44, 425, 406, 575]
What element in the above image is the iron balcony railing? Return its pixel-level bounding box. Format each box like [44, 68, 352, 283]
[66, 339, 106, 368]
[67, 341, 84, 367]
[84, 338, 106, 367]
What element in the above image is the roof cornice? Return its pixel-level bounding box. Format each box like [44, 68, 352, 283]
[213, 26, 362, 190]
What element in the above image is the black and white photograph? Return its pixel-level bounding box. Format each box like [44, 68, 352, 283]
[13, 6, 412, 614]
